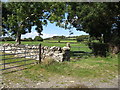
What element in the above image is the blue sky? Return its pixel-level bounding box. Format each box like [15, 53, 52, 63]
[21, 22, 89, 39]
[21, 13, 89, 39]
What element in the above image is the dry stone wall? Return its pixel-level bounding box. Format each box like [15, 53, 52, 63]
[1, 43, 71, 62]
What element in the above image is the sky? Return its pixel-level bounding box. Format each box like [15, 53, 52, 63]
[21, 22, 89, 39]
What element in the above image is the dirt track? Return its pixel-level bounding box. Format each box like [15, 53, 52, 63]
[2, 70, 119, 88]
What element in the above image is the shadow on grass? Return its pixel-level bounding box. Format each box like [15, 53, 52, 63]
[1, 64, 35, 74]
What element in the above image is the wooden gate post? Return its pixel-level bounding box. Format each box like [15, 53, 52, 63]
[38, 44, 41, 64]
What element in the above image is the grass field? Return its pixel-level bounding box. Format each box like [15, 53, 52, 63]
[0, 41, 91, 52]
[44, 39, 77, 43]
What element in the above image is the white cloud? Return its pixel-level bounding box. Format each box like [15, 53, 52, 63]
[21, 31, 58, 39]
[21, 30, 89, 40]
[21, 32, 39, 39]
[41, 33, 58, 39]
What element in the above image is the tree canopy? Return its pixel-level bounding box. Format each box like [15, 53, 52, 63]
[2, 2, 120, 47]
[66, 2, 120, 45]
[2, 2, 66, 44]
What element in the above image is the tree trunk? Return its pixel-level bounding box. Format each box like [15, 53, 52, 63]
[15, 32, 21, 45]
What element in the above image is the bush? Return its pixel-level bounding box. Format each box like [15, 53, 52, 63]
[76, 35, 89, 42]
[76, 36, 84, 42]
[23, 38, 33, 41]
[2, 37, 15, 41]
[88, 43, 109, 57]
[34, 36, 43, 41]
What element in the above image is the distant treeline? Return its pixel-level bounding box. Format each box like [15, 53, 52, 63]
[1, 36, 43, 41]
[1, 35, 90, 42]
[44, 35, 90, 41]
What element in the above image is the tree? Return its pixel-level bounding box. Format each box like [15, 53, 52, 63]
[3, 2, 119, 54]
[67, 3, 120, 43]
[2, 2, 66, 44]
[66, 2, 120, 54]
[2, 2, 50, 44]
[34, 36, 43, 41]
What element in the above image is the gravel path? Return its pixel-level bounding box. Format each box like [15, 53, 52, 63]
[2, 71, 119, 88]
[0, 62, 119, 88]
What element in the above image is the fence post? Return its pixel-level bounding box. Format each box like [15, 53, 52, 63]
[3, 46, 5, 70]
[38, 44, 41, 64]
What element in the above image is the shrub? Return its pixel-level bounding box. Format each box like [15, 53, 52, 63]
[2, 37, 15, 41]
[27, 38, 33, 41]
[88, 42, 109, 57]
[76, 36, 84, 42]
[76, 35, 89, 42]
[23, 38, 33, 41]
[34, 36, 43, 41]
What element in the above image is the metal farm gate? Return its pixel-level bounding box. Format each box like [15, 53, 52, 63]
[71, 46, 92, 57]
[0, 44, 42, 73]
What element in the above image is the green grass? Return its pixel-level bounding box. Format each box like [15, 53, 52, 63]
[37, 55, 118, 79]
[44, 39, 77, 43]
[0, 41, 91, 52]
[1, 51, 118, 85]
[17, 54, 118, 82]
